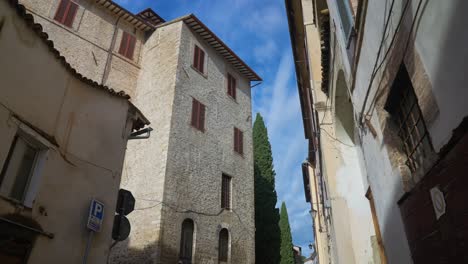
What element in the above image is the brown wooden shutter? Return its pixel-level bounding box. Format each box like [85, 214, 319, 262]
[126, 34, 136, 59]
[63, 1, 78, 27]
[238, 130, 243, 155]
[199, 103, 205, 131]
[54, 0, 78, 27]
[234, 128, 238, 152]
[54, 0, 68, 22]
[193, 46, 200, 69]
[119, 32, 129, 56]
[227, 74, 232, 96]
[232, 77, 236, 99]
[199, 49, 205, 73]
[191, 99, 198, 127]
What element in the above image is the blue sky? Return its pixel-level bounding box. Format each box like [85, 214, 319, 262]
[116, 0, 313, 257]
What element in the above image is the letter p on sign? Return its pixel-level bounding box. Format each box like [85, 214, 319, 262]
[87, 199, 105, 232]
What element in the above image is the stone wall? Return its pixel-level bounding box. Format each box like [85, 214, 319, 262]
[110, 21, 183, 263]
[157, 22, 255, 264]
[19, 0, 145, 97]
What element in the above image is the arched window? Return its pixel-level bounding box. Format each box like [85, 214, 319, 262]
[179, 219, 194, 264]
[218, 228, 229, 263]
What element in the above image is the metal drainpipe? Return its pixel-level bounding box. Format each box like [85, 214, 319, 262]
[101, 14, 124, 85]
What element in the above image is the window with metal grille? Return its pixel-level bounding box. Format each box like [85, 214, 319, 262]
[191, 98, 206, 132]
[118, 32, 136, 60]
[385, 64, 433, 172]
[218, 228, 229, 262]
[336, 0, 354, 44]
[221, 174, 231, 209]
[54, 0, 78, 28]
[227, 73, 236, 100]
[193, 45, 205, 73]
[179, 219, 194, 264]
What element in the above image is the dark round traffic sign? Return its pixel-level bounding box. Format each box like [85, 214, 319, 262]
[112, 215, 131, 241]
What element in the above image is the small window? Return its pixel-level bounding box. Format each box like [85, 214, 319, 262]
[385, 64, 433, 172]
[54, 0, 79, 28]
[218, 228, 229, 263]
[233, 127, 243, 155]
[221, 174, 231, 210]
[118, 32, 136, 60]
[179, 219, 194, 264]
[193, 45, 205, 73]
[0, 135, 41, 203]
[191, 98, 206, 132]
[227, 74, 237, 100]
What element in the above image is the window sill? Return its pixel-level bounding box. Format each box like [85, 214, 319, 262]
[113, 52, 141, 69]
[0, 195, 30, 210]
[227, 94, 238, 104]
[234, 151, 244, 158]
[191, 65, 208, 79]
[190, 124, 205, 133]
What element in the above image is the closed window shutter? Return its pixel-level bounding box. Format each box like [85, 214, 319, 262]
[227, 75, 232, 96]
[234, 128, 238, 152]
[63, 1, 78, 27]
[193, 46, 199, 68]
[199, 103, 205, 131]
[119, 32, 136, 59]
[126, 34, 136, 59]
[191, 99, 198, 127]
[232, 77, 236, 99]
[199, 49, 205, 73]
[119, 32, 129, 56]
[54, 0, 78, 27]
[239, 130, 243, 154]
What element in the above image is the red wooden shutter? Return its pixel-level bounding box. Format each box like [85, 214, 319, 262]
[238, 130, 243, 154]
[191, 99, 199, 127]
[54, 0, 78, 27]
[199, 103, 205, 131]
[126, 34, 136, 59]
[234, 128, 239, 153]
[199, 49, 205, 73]
[193, 46, 199, 69]
[119, 32, 136, 59]
[232, 77, 237, 99]
[119, 32, 129, 56]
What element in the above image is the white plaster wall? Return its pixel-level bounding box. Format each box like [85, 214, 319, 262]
[409, 0, 468, 151]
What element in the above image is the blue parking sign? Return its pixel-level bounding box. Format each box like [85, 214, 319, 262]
[87, 199, 104, 232]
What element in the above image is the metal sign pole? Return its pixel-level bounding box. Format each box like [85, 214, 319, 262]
[83, 230, 94, 264]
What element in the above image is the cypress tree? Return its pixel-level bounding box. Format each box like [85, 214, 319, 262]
[279, 202, 295, 264]
[253, 113, 280, 264]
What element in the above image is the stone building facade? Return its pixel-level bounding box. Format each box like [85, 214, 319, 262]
[0, 1, 148, 263]
[288, 0, 468, 263]
[17, 0, 261, 263]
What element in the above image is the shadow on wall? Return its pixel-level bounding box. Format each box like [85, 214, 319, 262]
[108, 239, 170, 264]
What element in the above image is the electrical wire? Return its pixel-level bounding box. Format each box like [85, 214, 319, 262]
[365, 0, 426, 117]
[357, 0, 398, 126]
